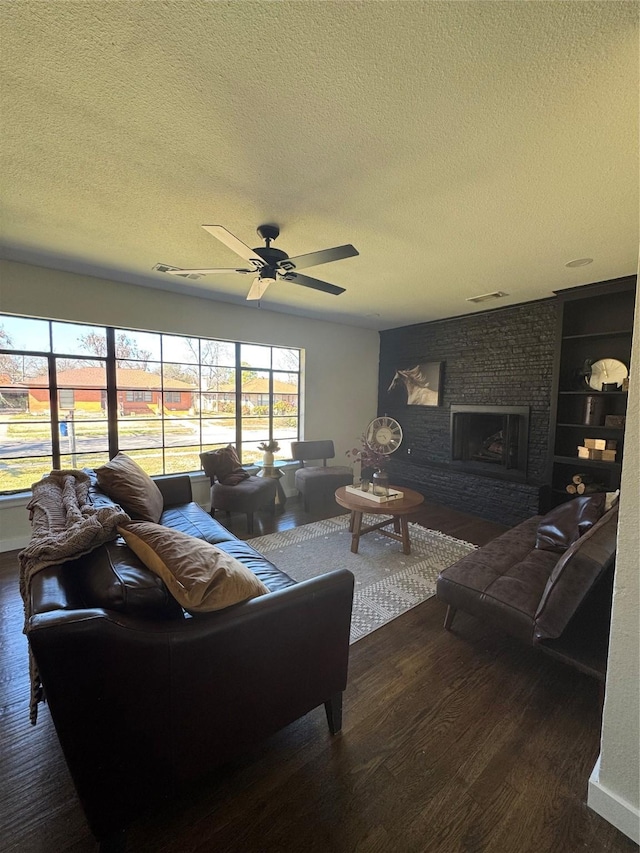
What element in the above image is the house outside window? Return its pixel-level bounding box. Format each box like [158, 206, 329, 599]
[125, 390, 153, 403]
[0, 315, 301, 493]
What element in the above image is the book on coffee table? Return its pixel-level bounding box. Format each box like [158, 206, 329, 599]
[345, 485, 404, 503]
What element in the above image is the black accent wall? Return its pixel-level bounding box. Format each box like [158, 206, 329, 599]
[378, 299, 558, 526]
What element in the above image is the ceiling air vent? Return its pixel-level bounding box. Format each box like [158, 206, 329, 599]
[153, 263, 203, 281]
[466, 290, 508, 304]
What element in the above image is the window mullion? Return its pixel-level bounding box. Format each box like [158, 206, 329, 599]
[105, 328, 118, 459]
[235, 344, 242, 458]
[49, 353, 61, 469]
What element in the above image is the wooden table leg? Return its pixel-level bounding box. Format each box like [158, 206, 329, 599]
[400, 516, 411, 554]
[393, 516, 401, 534]
[349, 510, 356, 533]
[351, 511, 363, 553]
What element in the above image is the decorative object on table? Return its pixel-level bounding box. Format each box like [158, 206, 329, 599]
[586, 358, 628, 391]
[345, 484, 404, 503]
[347, 416, 403, 488]
[365, 416, 403, 454]
[372, 468, 390, 498]
[346, 433, 388, 483]
[582, 394, 605, 426]
[258, 439, 280, 466]
[387, 361, 443, 406]
[604, 414, 626, 428]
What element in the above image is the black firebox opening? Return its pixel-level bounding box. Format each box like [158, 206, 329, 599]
[450, 405, 530, 481]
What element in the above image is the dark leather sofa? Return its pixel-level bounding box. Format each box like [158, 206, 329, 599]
[26, 474, 354, 850]
[436, 501, 618, 655]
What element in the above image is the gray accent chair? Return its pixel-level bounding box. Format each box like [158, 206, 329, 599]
[200, 449, 277, 533]
[291, 440, 353, 511]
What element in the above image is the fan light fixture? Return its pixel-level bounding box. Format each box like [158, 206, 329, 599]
[156, 223, 358, 301]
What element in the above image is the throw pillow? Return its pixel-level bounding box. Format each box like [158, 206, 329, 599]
[200, 445, 250, 486]
[535, 493, 606, 553]
[118, 521, 269, 612]
[96, 452, 164, 523]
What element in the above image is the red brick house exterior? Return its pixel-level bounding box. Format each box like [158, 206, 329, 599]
[26, 367, 195, 415]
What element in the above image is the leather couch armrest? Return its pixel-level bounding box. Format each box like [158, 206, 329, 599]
[153, 474, 193, 507]
[25, 569, 354, 839]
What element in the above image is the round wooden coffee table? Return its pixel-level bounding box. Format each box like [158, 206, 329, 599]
[335, 485, 425, 555]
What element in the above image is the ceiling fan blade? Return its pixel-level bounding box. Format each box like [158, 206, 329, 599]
[283, 272, 345, 296]
[202, 225, 265, 267]
[164, 267, 253, 276]
[282, 244, 358, 271]
[246, 276, 272, 300]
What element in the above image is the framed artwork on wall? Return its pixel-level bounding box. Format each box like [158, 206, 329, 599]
[387, 361, 443, 407]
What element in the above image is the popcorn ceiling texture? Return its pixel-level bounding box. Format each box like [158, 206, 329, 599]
[1, 1, 637, 329]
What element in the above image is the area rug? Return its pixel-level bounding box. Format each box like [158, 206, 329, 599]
[249, 516, 476, 642]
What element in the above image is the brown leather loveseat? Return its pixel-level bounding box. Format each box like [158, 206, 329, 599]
[25, 473, 354, 850]
[436, 495, 618, 657]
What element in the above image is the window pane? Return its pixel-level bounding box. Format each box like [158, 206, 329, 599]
[116, 363, 162, 391]
[200, 340, 235, 367]
[240, 344, 271, 369]
[272, 347, 299, 371]
[239, 441, 266, 465]
[2, 354, 49, 390]
[52, 322, 107, 357]
[56, 364, 106, 389]
[0, 420, 52, 460]
[60, 451, 110, 470]
[163, 363, 198, 384]
[57, 388, 108, 420]
[203, 374, 235, 414]
[0, 456, 52, 492]
[273, 416, 298, 441]
[164, 420, 200, 448]
[162, 334, 199, 364]
[59, 419, 109, 453]
[201, 417, 236, 444]
[114, 329, 161, 362]
[241, 370, 270, 413]
[0, 316, 50, 352]
[120, 448, 164, 476]
[117, 419, 163, 450]
[164, 447, 201, 475]
[162, 399, 194, 419]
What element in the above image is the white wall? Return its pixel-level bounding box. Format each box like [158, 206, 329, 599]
[588, 291, 640, 843]
[0, 260, 380, 550]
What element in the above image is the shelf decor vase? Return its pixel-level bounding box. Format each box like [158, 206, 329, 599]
[263, 451, 274, 467]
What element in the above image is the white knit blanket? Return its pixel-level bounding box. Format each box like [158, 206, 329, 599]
[19, 469, 130, 723]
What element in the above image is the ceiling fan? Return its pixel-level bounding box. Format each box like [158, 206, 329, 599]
[155, 224, 358, 300]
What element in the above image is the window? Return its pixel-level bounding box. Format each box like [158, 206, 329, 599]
[125, 390, 153, 403]
[0, 315, 301, 493]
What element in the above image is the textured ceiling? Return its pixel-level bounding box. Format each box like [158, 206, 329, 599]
[1, 1, 638, 330]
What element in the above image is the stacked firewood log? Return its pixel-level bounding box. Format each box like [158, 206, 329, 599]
[565, 473, 605, 495]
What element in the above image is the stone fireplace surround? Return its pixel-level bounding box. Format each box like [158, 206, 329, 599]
[378, 298, 557, 527]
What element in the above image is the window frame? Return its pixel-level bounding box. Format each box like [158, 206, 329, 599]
[0, 315, 301, 494]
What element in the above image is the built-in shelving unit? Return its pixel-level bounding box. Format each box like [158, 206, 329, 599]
[543, 277, 636, 509]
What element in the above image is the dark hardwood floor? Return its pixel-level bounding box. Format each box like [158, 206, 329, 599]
[1, 499, 636, 853]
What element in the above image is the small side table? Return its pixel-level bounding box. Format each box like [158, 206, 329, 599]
[255, 460, 293, 507]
